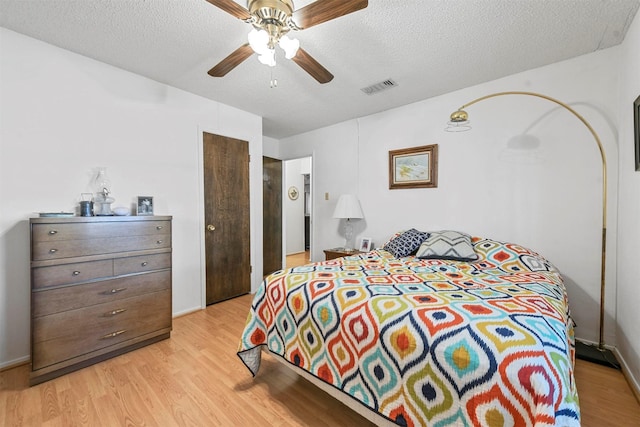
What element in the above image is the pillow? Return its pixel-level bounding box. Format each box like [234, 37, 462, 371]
[383, 228, 429, 258]
[416, 230, 478, 261]
[379, 230, 405, 249]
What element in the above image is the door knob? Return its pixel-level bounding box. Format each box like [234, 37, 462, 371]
[207, 225, 216, 232]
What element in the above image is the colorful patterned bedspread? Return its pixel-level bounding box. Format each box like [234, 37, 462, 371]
[238, 237, 580, 426]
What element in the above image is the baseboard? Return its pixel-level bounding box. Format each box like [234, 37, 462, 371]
[286, 251, 307, 256]
[613, 347, 640, 405]
[172, 306, 203, 319]
[575, 339, 640, 405]
[0, 355, 30, 372]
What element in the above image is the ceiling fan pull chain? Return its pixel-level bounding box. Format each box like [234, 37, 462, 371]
[270, 68, 278, 88]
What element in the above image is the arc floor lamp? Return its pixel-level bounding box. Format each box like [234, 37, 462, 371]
[447, 91, 618, 368]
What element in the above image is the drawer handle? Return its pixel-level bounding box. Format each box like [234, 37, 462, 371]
[108, 308, 127, 316]
[49, 249, 58, 254]
[72, 271, 81, 276]
[48, 230, 58, 235]
[100, 330, 126, 339]
[156, 240, 163, 244]
[107, 288, 127, 294]
[141, 262, 148, 267]
[156, 226, 163, 230]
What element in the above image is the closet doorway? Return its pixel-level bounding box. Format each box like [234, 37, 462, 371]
[263, 157, 283, 276]
[202, 132, 251, 305]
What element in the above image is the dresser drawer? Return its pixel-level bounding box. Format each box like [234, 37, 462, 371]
[32, 270, 171, 317]
[32, 221, 171, 243]
[113, 253, 171, 276]
[32, 259, 113, 289]
[32, 234, 171, 261]
[32, 289, 171, 370]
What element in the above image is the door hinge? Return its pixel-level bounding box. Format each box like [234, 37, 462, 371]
[248, 154, 251, 162]
[250, 265, 253, 274]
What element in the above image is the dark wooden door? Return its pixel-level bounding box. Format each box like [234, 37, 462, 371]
[263, 157, 282, 276]
[203, 133, 250, 305]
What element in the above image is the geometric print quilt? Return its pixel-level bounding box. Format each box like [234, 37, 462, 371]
[238, 237, 580, 426]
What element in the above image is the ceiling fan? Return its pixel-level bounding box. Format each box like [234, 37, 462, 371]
[204, 0, 368, 83]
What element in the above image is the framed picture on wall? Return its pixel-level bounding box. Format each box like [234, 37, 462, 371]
[389, 144, 438, 189]
[288, 186, 299, 200]
[635, 95, 640, 171]
[136, 196, 154, 216]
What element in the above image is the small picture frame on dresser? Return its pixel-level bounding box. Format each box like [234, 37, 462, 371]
[359, 237, 373, 252]
[136, 196, 154, 216]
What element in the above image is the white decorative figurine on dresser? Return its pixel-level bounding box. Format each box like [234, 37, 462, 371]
[29, 216, 172, 385]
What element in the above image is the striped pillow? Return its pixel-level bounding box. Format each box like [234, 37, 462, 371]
[416, 230, 478, 261]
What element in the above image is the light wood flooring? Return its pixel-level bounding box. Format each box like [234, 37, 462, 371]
[2, 288, 640, 426]
[286, 250, 311, 269]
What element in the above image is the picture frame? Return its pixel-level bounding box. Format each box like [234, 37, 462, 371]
[136, 196, 154, 216]
[359, 237, 373, 252]
[635, 95, 640, 171]
[389, 144, 438, 189]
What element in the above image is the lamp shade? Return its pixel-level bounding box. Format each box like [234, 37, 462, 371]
[279, 35, 300, 59]
[332, 194, 364, 219]
[258, 49, 276, 67]
[248, 28, 269, 55]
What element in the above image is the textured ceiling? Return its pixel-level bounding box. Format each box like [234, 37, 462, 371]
[1, 0, 638, 139]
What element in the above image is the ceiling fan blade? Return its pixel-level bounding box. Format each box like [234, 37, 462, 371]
[208, 44, 254, 77]
[204, 0, 251, 21]
[291, 47, 334, 84]
[293, 0, 368, 29]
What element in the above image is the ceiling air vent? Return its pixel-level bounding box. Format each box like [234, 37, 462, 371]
[361, 79, 398, 95]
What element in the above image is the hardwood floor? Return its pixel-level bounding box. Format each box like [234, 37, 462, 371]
[1, 295, 372, 426]
[2, 292, 639, 426]
[575, 358, 640, 426]
[286, 251, 310, 269]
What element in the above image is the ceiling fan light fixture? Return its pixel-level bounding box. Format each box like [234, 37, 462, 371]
[279, 35, 300, 59]
[258, 49, 276, 67]
[249, 0, 294, 27]
[248, 28, 270, 54]
[206, 0, 369, 83]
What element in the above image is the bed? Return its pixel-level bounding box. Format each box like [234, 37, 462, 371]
[238, 230, 580, 426]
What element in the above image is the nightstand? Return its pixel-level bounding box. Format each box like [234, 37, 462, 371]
[323, 248, 363, 260]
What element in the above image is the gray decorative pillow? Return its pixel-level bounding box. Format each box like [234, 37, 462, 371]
[416, 230, 478, 261]
[383, 228, 429, 258]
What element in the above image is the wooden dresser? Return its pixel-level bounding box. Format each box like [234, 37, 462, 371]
[29, 215, 172, 385]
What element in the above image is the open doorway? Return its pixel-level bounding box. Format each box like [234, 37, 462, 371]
[284, 156, 312, 268]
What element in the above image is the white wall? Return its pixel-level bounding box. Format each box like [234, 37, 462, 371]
[616, 11, 640, 388]
[278, 121, 362, 255]
[263, 136, 280, 159]
[279, 48, 621, 360]
[0, 29, 263, 368]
